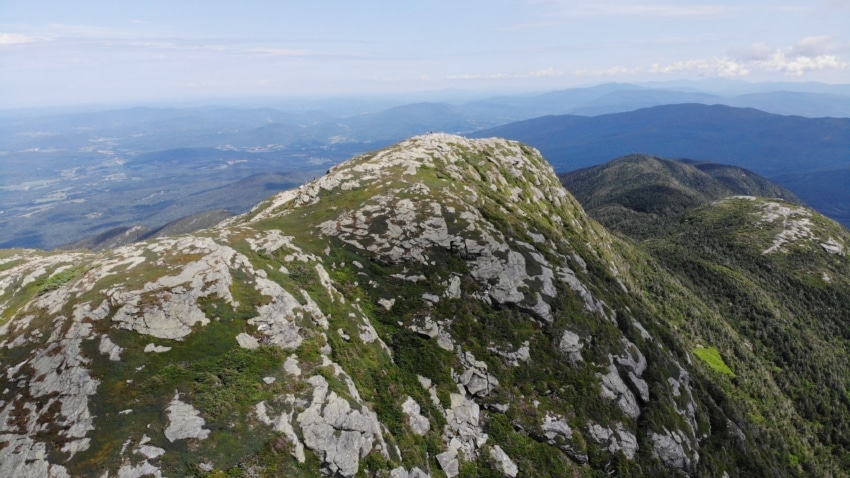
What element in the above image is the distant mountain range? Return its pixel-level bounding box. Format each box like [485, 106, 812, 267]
[2, 82, 849, 249]
[472, 103, 850, 227]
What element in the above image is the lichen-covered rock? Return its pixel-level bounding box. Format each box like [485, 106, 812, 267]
[587, 422, 638, 459]
[457, 351, 499, 397]
[390, 467, 431, 478]
[164, 392, 210, 442]
[598, 363, 641, 419]
[650, 428, 698, 470]
[436, 449, 460, 478]
[296, 375, 387, 477]
[558, 329, 584, 364]
[489, 444, 519, 477]
[402, 396, 431, 435]
[235, 332, 260, 349]
[0, 435, 70, 478]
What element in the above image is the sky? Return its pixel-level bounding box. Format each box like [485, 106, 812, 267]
[1, 0, 849, 108]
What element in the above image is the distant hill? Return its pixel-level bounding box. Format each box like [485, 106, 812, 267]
[472, 104, 850, 175]
[560, 155, 800, 239]
[472, 104, 850, 227]
[462, 83, 850, 119]
[568, 89, 723, 116]
[726, 91, 850, 118]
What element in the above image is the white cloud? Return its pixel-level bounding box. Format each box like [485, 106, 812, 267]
[734, 37, 848, 76]
[649, 57, 749, 77]
[0, 32, 39, 45]
[528, 67, 561, 77]
[644, 37, 847, 79]
[758, 52, 845, 76]
[575, 65, 637, 77]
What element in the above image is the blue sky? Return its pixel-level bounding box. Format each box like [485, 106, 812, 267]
[1, 0, 849, 107]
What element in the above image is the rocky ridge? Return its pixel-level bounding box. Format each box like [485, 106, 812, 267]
[0, 134, 847, 477]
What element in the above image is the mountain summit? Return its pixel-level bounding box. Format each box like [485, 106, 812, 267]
[1, 135, 849, 477]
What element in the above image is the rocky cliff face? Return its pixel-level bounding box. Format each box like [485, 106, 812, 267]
[0, 134, 847, 477]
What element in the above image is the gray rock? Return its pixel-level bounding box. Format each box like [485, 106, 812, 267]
[558, 330, 584, 364]
[485, 402, 510, 413]
[164, 392, 209, 442]
[542, 411, 572, 442]
[235, 332, 260, 349]
[489, 445, 519, 477]
[615, 341, 650, 403]
[628, 371, 650, 403]
[0, 434, 70, 478]
[587, 422, 638, 460]
[436, 450, 460, 478]
[458, 351, 498, 397]
[650, 428, 697, 470]
[445, 275, 462, 299]
[117, 461, 164, 478]
[297, 375, 386, 477]
[489, 340, 531, 366]
[143, 343, 171, 353]
[255, 399, 306, 463]
[409, 467, 430, 478]
[616, 426, 639, 460]
[135, 435, 166, 460]
[443, 389, 489, 460]
[402, 397, 431, 435]
[821, 238, 844, 255]
[284, 355, 302, 376]
[358, 320, 381, 345]
[248, 280, 308, 349]
[631, 319, 653, 341]
[22, 320, 99, 457]
[598, 364, 640, 418]
[390, 467, 431, 478]
[615, 339, 647, 376]
[410, 316, 440, 339]
[109, 239, 243, 340]
[98, 335, 123, 361]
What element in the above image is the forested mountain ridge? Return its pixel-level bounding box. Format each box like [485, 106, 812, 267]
[563, 153, 850, 474]
[559, 154, 800, 240]
[0, 135, 848, 477]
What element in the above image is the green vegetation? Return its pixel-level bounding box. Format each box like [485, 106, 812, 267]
[693, 346, 735, 377]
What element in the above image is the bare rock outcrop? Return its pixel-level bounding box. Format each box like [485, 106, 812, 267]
[296, 375, 387, 477]
[650, 428, 698, 471]
[587, 422, 638, 460]
[164, 392, 210, 442]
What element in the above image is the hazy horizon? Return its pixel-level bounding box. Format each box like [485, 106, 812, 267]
[2, 1, 849, 109]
